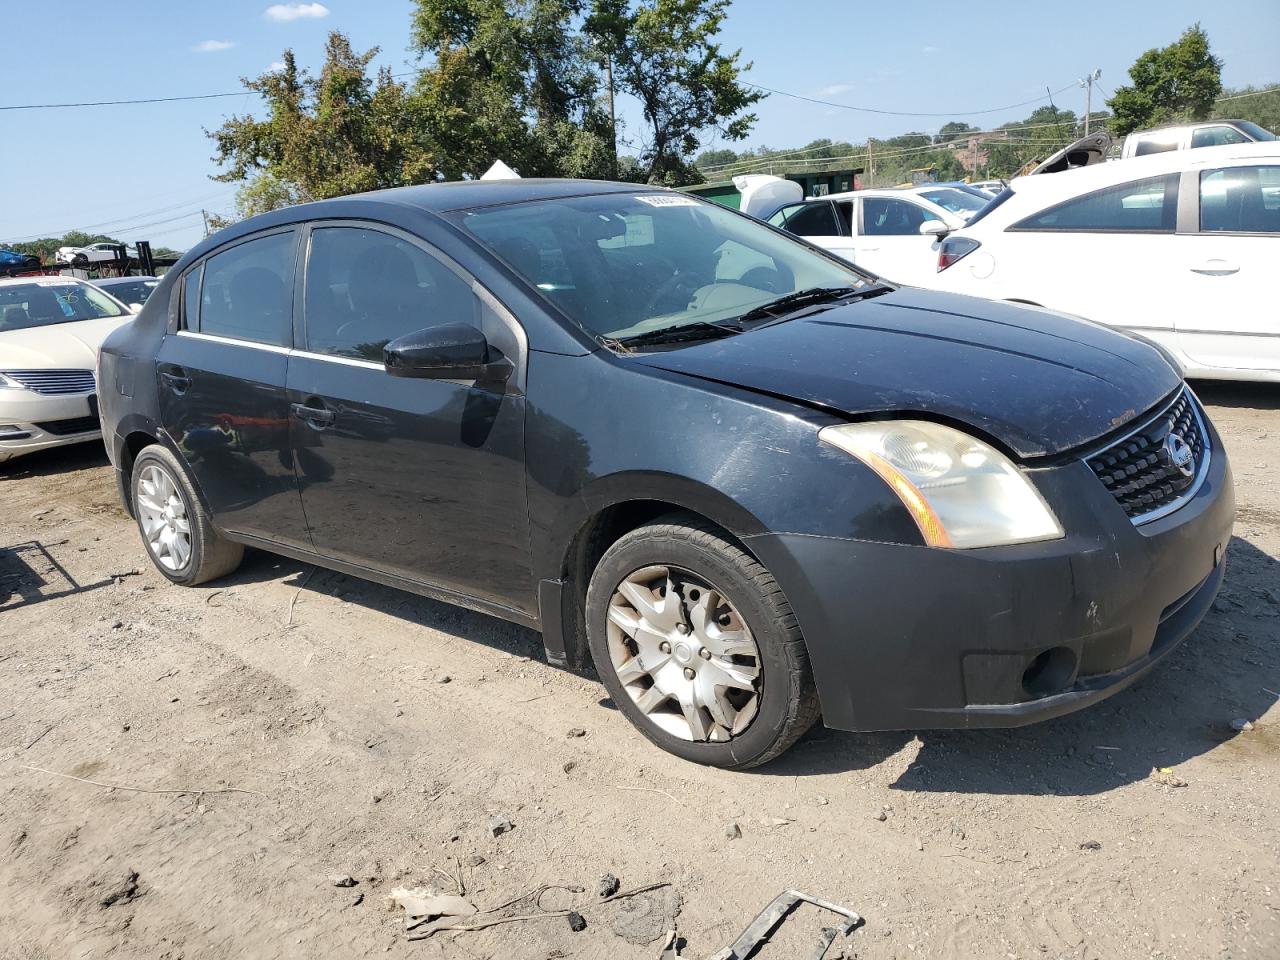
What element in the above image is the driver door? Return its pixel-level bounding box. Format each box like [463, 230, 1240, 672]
[855, 197, 943, 285]
[286, 221, 533, 615]
[768, 201, 857, 262]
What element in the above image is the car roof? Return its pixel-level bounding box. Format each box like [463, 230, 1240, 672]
[1131, 119, 1253, 136]
[341, 178, 643, 214]
[0, 275, 92, 288]
[92, 275, 158, 285]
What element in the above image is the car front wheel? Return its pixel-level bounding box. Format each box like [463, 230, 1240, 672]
[586, 514, 819, 768]
[131, 445, 243, 586]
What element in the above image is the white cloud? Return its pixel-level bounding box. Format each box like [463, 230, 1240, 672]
[193, 39, 235, 52]
[816, 83, 853, 98]
[267, 61, 287, 72]
[265, 2, 330, 21]
[922, 45, 939, 54]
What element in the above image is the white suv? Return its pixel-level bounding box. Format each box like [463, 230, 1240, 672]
[1121, 119, 1275, 159]
[922, 142, 1280, 381]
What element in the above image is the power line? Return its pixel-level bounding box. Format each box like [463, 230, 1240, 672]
[740, 80, 1079, 118]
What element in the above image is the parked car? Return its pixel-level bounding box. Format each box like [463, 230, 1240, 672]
[92, 275, 160, 309]
[0, 277, 134, 462]
[925, 141, 1280, 381]
[1, 248, 42, 274]
[99, 180, 1233, 769]
[55, 241, 135, 266]
[766, 186, 981, 284]
[1121, 119, 1275, 159]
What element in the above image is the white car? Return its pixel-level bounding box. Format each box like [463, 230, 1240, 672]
[766, 186, 987, 285]
[0, 277, 135, 462]
[1121, 119, 1275, 159]
[923, 141, 1280, 381]
[55, 241, 135, 266]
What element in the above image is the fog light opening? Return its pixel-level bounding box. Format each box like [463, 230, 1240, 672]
[1022, 646, 1076, 699]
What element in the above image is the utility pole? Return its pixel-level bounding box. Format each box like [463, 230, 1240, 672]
[201, 209, 210, 238]
[1079, 69, 1102, 136]
[603, 56, 618, 179]
[867, 138, 875, 186]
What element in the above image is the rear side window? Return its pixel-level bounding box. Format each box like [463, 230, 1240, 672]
[303, 227, 479, 362]
[1199, 165, 1280, 233]
[1190, 125, 1250, 149]
[182, 266, 201, 330]
[1134, 135, 1179, 157]
[196, 232, 295, 346]
[781, 201, 840, 237]
[1012, 174, 1178, 233]
[862, 197, 940, 236]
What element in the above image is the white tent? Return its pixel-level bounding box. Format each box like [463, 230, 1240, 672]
[480, 160, 521, 181]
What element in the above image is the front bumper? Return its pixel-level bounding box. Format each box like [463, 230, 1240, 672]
[747, 416, 1235, 732]
[0, 391, 101, 463]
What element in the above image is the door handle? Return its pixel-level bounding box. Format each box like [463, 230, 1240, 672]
[1190, 260, 1240, 276]
[159, 367, 192, 394]
[290, 402, 335, 427]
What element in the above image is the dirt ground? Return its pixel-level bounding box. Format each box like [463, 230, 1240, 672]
[2, 382, 1277, 960]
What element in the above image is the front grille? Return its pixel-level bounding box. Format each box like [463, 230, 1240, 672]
[33, 415, 100, 436]
[1086, 388, 1209, 523]
[2, 369, 95, 395]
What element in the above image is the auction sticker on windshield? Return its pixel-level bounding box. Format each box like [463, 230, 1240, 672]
[635, 194, 701, 207]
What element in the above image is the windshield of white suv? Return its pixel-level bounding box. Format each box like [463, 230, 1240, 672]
[0, 279, 128, 331]
[920, 188, 989, 217]
[1236, 120, 1277, 142]
[452, 192, 878, 343]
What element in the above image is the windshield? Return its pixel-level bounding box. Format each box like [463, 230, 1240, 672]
[98, 279, 159, 304]
[451, 192, 875, 342]
[1236, 120, 1277, 142]
[0, 279, 128, 331]
[919, 188, 989, 217]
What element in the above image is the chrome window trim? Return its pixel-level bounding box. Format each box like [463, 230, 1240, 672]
[174, 330, 292, 355]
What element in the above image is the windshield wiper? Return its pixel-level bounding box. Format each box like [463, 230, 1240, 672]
[610, 320, 743, 349]
[737, 284, 892, 326]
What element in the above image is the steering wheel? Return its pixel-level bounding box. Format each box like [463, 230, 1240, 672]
[644, 266, 701, 316]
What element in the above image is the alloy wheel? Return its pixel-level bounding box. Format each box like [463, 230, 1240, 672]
[605, 565, 762, 742]
[136, 463, 192, 572]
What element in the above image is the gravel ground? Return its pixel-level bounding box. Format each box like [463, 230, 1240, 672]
[1, 382, 1277, 960]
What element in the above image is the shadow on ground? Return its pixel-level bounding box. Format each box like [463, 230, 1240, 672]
[0, 441, 110, 481]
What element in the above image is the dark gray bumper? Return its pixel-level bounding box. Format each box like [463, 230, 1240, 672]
[747, 425, 1235, 732]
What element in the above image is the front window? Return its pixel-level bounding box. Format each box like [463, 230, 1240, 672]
[99, 279, 159, 305]
[861, 197, 942, 236]
[0, 279, 128, 331]
[1234, 120, 1276, 142]
[1190, 125, 1250, 149]
[451, 193, 874, 343]
[919, 188, 988, 218]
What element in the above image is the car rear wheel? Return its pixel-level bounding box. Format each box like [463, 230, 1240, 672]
[131, 445, 243, 586]
[585, 513, 819, 768]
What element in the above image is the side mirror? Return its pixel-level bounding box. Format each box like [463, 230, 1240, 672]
[919, 220, 949, 238]
[384, 323, 513, 383]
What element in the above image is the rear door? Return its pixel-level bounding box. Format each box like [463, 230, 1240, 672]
[286, 222, 533, 614]
[154, 229, 312, 547]
[768, 201, 856, 261]
[989, 173, 1182, 346]
[1173, 163, 1280, 372]
[856, 196, 944, 284]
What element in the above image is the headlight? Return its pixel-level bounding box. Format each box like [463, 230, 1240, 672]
[0, 373, 26, 390]
[818, 420, 1064, 549]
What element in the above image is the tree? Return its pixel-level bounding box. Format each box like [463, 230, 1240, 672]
[1213, 85, 1280, 134]
[1108, 24, 1223, 137]
[935, 121, 976, 145]
[410, 0, 616, 180]
[586, 0, 765, 185]
[208, 34, 439, 201]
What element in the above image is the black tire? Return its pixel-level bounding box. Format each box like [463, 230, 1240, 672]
[585, 513, 819, 769]
[131, 445, 243, 586]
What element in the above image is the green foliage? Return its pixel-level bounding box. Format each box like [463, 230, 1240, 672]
[7, 232, 119, 265]
[935, 121, 977, 144]
[1108, 24, 1223, 137]
[209, 36, 439, 201]
[586, 0, 764, 184]
[1212, 85, 1280, 133]
[410, 0, 615, 180]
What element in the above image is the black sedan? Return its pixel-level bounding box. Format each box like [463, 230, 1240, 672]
[96, 179, 1234, 768]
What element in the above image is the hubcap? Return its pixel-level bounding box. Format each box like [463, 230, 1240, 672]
[136, 464, 192, 572]
[605, 565, 762, 743]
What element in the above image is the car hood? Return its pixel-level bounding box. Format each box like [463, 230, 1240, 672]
[631, 288, 1181, 459]
[0, 315, 133, 369]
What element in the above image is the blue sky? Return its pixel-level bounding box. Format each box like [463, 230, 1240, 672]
[1, 0, 1275, 251]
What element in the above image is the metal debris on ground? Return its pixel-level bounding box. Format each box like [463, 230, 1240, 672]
[567, 911, 587, 932]
[392, 888, 478, 938]
[708, 889, 862, 960]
